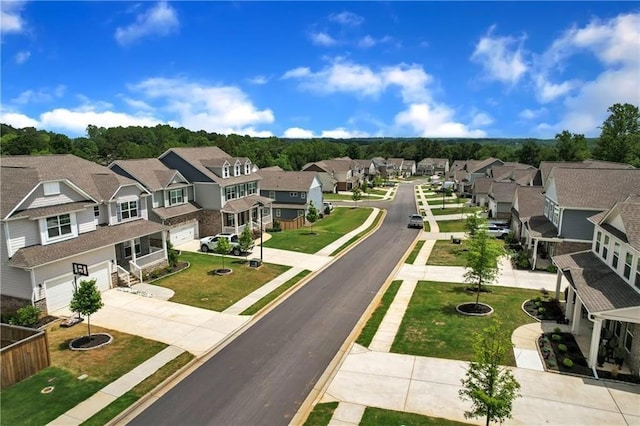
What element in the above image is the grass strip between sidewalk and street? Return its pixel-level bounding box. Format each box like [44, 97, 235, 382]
[303, 401, 339, 426]
[361, 407, 471, 425]
[356, 280, 403, 348]
[329, 209, 383, 256]
[405, 240, 426, 264]
[241, 270, 312, 315]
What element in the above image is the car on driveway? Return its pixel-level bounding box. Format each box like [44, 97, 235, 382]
[323, 201, 334, 212]
[200, 233, 253, 255]
[408, 214, 424, 229]
[486, 224, 510, 239]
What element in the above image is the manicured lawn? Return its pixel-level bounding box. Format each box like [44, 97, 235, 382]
[329, 209, 383, 256]
[356, 280, 402, 347]
[323, 193, 356, 201]
[427, 240, 469, 266]
[241, 270, 311, 315]
[405, 241, 426, 264]
[426, 198, 463, 205]
[431, 206, 479, 216]
[361, 407, 470, 425]
[155, 251, 290, 311]
[435, 220, 467, 232]
[392, 281, 539, 366]
[304, 402, 339, 426]
[368, 188, 388, 196]
[423, 221, 431, 232]
[263, 207, 373, 254]
[0, 323, 174, 425]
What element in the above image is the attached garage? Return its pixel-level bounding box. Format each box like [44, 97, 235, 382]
[44, 261, 111, 312]
[169, 222, 197, 246]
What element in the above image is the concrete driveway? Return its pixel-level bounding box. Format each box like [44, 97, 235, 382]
[52, 289, 250, 357]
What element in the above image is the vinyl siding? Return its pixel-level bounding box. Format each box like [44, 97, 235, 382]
[77, 208, 96, 234]
[0, 225, 31, 299]
[20, 181, 86, 211]
[33, 246, 115, 287]
[194, 183, 222, 210]
[560, 209, 599, 240]
[6, 219, 39, 257]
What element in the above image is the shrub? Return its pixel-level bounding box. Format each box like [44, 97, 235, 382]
[553, 327, 562, 333]
[513, 251, 530, 269]
[558, 344, 568, 352]
[537, 307, 546, 315]
[8, 305, 41, 328]
[551, 334, 563, 342]
[270, 220, 282, 232]
[547, 359, 557, 367]
[546, 264, 557, 273]
[563, 358, 574, 368]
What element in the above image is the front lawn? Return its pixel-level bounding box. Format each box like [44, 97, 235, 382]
[426, 240, 469, 266]
[303, 402, 339, 426]
[241, 270, 311, 315]
[361, 407, 470, 425]
[426, 198, 463, 205]
[434, 220, 467, 233]
[155, 251, 290, 311]
[0, 323, 179, 425]
[263, 207, 372, 254]
[322, 193, 357, 201]
[431, 206, 479, 216]
[392, 281, 539, 366]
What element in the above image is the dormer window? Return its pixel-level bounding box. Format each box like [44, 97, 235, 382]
[47, 214, 72, 239]
[118, 200, 138, 221]
[624, 253, 633, 280]
[234, 164, 241, 176]
[223, 165, 230, 178]
[612, 242, 620, 268]
[635, 261, 640, 289]
[602, 235, 610, 260]
[169, 188, 184, 206]
[244, 163, 251, 174]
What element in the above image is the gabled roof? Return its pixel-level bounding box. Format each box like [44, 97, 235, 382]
[1, 155, 141, 220]
[466, 157, 503, 174]
[591, 195, 640, 252]
[259, 169, 319, 192]
[489, 181, 517, 203]
[547, 168, 640, 210]
[513, 186, 544, 221]
[418, 157, 449, 167]
[538, 160, 634, 186]
[472, 177, 493, 193]
[386, 158, 404, 167]
[159, 147, 258, 185]
[302, 158, 357, 173]
[110, 158, 184, 192]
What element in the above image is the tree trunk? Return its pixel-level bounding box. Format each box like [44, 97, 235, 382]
[88, 316, 92, 340]
[476, 278, 482, 306]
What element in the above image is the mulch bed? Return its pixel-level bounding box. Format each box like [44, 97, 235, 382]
[69, 333, 112, 350]
[146, 262, 189, 281]
[524, 297, 565, 322]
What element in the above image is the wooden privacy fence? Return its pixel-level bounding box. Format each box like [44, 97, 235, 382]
[1, 323, 51, 389]
[278, 215, 305, 231]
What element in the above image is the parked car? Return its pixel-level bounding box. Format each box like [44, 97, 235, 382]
[200, 233, 253, 255]
[323, 201, 334, 212]
[408, 214, 424, 229]
[486, 224, 510, 239]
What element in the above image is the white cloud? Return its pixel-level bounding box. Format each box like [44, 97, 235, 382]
[15, 50, 30, 64]
[329, 11, 364, 26]
[10, 85, 66, 104]
[470, 112, 493, 127]
[247, 75, 269, 85]
[0, 111, 39, 128]
[321, 127, 368, 138]
[120, 96, 154, 111]
[39, 109, 164, 134]
[283, 127, 314, 138]
[395, 103, 486, 138]
[282, 67, 311, 79]
[518, 108, 547, 120]
[1, 1, 26, 34]
[115, 1, 179, 46]
[131, 77, 274, 133]
[471, 25, 528, 85]
[532, 75, 578, 103]
[357, 35, 393, 49]
[309, 31, 337, 47]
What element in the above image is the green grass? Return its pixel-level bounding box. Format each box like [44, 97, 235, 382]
[155, 252, 290, 311]
[361, 407, 471, 425]
[241, 270, 311, 315]
[368, 188, 388, 196]
[434, 220, 467, 232]
[356, 280, 403, 347]
[264, 207, 372, 254]
[323, 193, 357, 201]
[329, 209, 383, 256]
[405, 240, 426, 264]
[423, 221, 431, 232]
[392, 281, 539, 366]
[426, 240, 469, 266]
[431, 207, 479, 216]
[303, 401, 339, 426]
[83, 352, 194, 425]
[426, 198, 463, 205]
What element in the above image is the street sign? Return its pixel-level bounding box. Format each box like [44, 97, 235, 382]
[72, 263, 89, 276]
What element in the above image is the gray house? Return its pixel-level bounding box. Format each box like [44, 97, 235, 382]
[259, 167, 323, 224]
[487, 181, 517, 220]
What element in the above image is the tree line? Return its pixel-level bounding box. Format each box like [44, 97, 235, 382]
[1, 103, 638, 169]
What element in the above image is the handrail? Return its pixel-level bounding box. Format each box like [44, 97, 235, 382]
[129, 261, 144, 283]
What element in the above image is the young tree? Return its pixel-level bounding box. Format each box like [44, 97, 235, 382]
[69, 279, 104, 339]
[459, 321, 521, 426]
[214, 236, 232, 270]
[465, 212, 485, 237]
[594, 103, 640, 166]
[306, 201, 319, 232]
[166, 240, 179, 268]
[351, 187, 362, 207]
[238, 225, 255, 260]
[464, 227, 503, 306]
[555, 130, 590, 161]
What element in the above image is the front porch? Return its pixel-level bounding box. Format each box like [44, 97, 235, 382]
[115, 233, 167, 283]
[221, 196, 273, 235]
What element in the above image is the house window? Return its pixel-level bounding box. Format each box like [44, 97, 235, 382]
[290, 192, 298, 197]
[636, 261, 640, 289]
[612, 242, 620, 268]
[93, 206, 100, 217]
[614, 321, 622, 338]
[46, 214, 72, 239]
[169, 189, 184, 206]
[244, 163, 251, 174]
[223, 165, 230, 178]
[301, 192, 306, 199]
[602, 235, 609, 260]
[595, 231, 602, 253]
[552, 205, 560, 225]
[624, 253, 633, 279]
[119, 201, 138, 221]
[234, 164, 241, 176]
[269, 191, 275, 199]
[247, 182, 256, 195]
[224, 213, 235, 227]
[43, 182, 60, 196]
[123, 238, 141, 258]
[625, 324, 634, 352]
[238, 184, 246, 198]
[225, 186, 237, 201]
[275, 209, 281, 218]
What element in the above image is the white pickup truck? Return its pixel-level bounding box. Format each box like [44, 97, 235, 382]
[200, 233, 254, 255]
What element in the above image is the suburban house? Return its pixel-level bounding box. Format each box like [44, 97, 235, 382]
[315, 172, 338, 194]
[488, 163, 537, 186]
[537, 160, 634, 187]
[471, 177, 493, 206]
[158, 147, 273, 237]
[417, 158, 449, 176]
[109, 158, 202, 246]
[523, 167, 640, 270]
[401, 160, 416, 177]
[302, 157, 365, 192]
[1, 155, 168, 314]
[370, 157, 391, 180]
[553, 195, 640, 374]
[451, 157, 504, 194]
[386, 158, 405, 178]
[487, 181, 517, 220]
[258, 166, 322, 226]
[510, 185, 545, 242]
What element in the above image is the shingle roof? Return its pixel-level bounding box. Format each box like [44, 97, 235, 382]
[221, 195, 273, 214]
[539, 160, 634, 186]
[153, 202, 202, 220]
[8, 220, 167, 269]
[514, 186, 544, 221]
[550, 168, 640, 209]
[553, 250, 640, 313]
[302, 158, 357, 173]
[526, 215, 558, 238]
[161, 147, 259, 185]
[111, 158, 179, 192]
[259, 169, 319, 192]
[467, 157, 503, 173]
[489, 181, 517, 203]
[1, 155, 140, 219]
[472, 177, 493, 193]
[591, 195, 640, 252]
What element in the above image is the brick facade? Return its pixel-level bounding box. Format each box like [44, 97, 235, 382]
[0, 294, 31, 315]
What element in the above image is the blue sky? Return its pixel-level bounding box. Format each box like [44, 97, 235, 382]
[1, 1, 639, 139]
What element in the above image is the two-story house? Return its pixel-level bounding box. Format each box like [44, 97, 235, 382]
[158, 147, 273, 236]
[417, 158, 450, 176]
[487, 181, 517, 220]
[109, 158, 202, 246]
[1, 155, 168, 314]
[553, 195, 640, 374]
[401, 160, 416, 177]
[510, 185, 544, 241]
[385, 158, 405, 178]
[302, 158, 364, 192]
[259, 166, 322, 226]
[524, 168, 640, 269]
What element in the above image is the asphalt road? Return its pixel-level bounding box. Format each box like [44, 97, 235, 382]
[128, 183, 421, 426]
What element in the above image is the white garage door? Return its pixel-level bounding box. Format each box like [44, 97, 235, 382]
[45, 262, 110, 312]
[170, 223, 197, 245]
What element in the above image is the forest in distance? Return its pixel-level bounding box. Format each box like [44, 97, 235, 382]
[1, 103, 638, 170]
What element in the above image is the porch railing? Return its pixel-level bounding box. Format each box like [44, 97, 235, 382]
[116, 265, 132, 287]
[129, 261, 144, 283]
[133, 247, 166, 269]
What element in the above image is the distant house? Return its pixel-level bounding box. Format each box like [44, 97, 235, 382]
[1, 155, 168, 314]
[302, 157, 364, 192]
[487, 181, 517, 220]
[510, 186, 544, 241]
[537, 160, 634, 187]
[417, 158, 449, 176]
[452, 157, 504, 194]
[553, 195, 640, 373]
[471, 177, 492, 207]
[258, 167, 322, 225]
[109, 158, 202, 246]
[370, 157, 391, 180]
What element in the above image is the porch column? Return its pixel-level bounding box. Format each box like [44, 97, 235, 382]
[130, 239, 137, 263]
[532, 239, 538, 270]
[555, 269, 563, 300]
[587, 318, 603, 369]
[571, 296, 583, 335]
[565, 286, 575, 322]
[162, 231, 167, 261]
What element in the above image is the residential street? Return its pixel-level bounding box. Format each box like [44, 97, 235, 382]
[127, 183, 420, 425]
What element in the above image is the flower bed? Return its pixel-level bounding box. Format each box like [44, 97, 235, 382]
[538, 331, 591, 376]
[523, 290, 565, 322]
